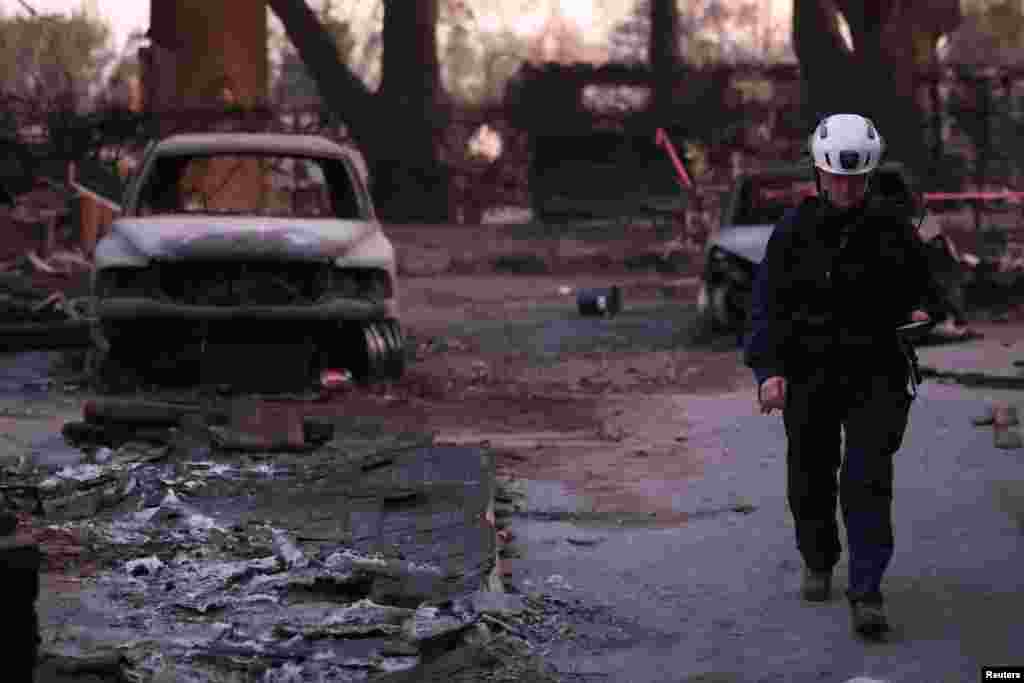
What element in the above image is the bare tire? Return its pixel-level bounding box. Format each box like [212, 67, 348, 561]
[347, 320, 406, 384]
[378, 320, 406, 381]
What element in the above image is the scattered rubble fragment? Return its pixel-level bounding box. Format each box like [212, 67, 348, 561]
[971, 405, 997, 427]
[402, 601, 476, 645]
[970, 401, 1024, 449]
[124, 555, 165, 577]
[470, 589, 527, 618]
[566, 534, 607, 547]
[994, 426, 1024, 450]
[994, 403, 1020, 426]
[270, 527, 309, 569]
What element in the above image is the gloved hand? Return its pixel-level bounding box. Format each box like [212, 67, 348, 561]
[759, 376, 786, 415]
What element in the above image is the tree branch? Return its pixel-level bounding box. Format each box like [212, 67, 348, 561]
[17, 0, 39, 17]
[793, 0, 862, 126]
[266, 0, 379, 152]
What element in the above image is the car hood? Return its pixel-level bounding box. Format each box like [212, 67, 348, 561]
[709, 224, 776, 265]
[111, 216, 379, 262]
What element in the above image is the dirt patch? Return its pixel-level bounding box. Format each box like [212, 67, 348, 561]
[323, 374, 601, 438]
[329, 275, 751, 522]
[386, 221, 703, 279]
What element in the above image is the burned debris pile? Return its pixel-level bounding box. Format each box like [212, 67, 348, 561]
[0, 394, 566, 681]
[0, 188, 95, 352]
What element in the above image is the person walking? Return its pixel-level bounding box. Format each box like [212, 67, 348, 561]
[743, 113, 947, 638]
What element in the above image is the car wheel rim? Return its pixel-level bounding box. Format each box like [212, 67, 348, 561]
[362, 324, 384, 381]
[709, 285, 731, 328]
[381, 321, 405, 380]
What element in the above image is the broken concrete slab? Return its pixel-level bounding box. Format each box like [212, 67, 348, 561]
[401, 602, 476, 645]
[29, 463, 135, 519]
[470, 590, 527, 617]
[273, 600, 415, 639]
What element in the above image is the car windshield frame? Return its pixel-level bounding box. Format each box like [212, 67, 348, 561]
[134, 151, 368, 220]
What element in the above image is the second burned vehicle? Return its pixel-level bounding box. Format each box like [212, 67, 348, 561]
[90, 133, 405, 393]
[697, 161, 967, 334]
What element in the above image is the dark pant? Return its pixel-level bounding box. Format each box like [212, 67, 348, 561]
[783, 365, 912, 604]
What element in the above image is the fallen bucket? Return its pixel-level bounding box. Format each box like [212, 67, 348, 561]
[577, 286, 622, 317]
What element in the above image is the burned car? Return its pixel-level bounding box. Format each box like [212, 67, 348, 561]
[696, 161, 962, 334]
[90, 133, 404, 392]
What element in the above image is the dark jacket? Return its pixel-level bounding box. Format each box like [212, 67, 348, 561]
[743, 196, 946, 386]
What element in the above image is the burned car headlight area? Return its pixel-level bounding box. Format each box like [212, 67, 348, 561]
[320, 266, 393, 302]
[95, 266, 164, 299]
[94, 261, 403, 391]
[97, 262, 393, 307]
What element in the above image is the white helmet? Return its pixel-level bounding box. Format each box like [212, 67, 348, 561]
[810, 114, 884, 175]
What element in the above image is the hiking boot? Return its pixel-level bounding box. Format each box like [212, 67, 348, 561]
[801, 569, 832, 602]
[850, 601, 890, 638]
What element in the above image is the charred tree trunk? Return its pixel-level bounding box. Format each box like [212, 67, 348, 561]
[376, 0, 449, 222]
[267, 0, 449, 222]
[792, 0, 960, 176]
[649, 0, 679, 120]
